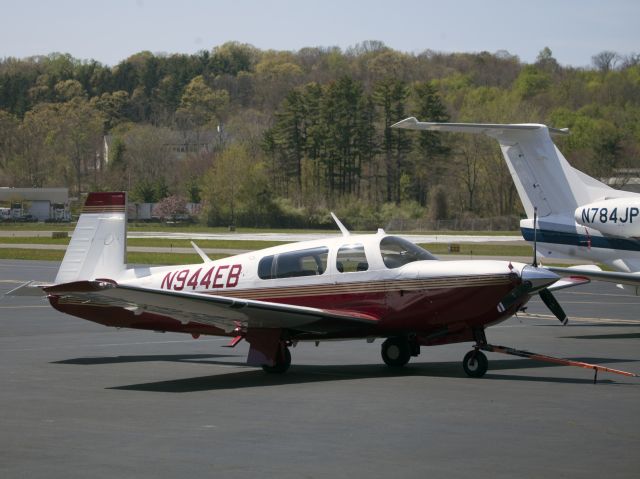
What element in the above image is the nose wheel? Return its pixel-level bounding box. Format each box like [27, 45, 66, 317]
[462, 349, 488, 378]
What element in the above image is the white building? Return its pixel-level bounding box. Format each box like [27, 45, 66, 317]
[0, 187, 70, 221]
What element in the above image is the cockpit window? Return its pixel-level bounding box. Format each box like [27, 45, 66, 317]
[379, 236, 437, 268]
[336, 243, 369, 273]
[258, 247, 329, 279]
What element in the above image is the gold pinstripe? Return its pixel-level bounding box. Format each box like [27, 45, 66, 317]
[81, 206, 126, 213]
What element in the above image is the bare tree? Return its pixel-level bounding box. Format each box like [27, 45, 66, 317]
[591, 51, 619, 73]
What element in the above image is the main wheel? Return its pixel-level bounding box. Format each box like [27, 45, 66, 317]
[262, 345, 291, 374]
[462, 350, 488, 378]
[381, 337, 411, 368]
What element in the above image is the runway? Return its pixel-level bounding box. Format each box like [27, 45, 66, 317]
[1, 260, 639, 479]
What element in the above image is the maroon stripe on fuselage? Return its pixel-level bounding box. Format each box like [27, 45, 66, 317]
[48, 277, 523, 342]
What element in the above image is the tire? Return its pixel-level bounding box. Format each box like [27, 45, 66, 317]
[381, 337, 411, 368]
[462, 350, 488, 378]
[262, 345, 291, 374]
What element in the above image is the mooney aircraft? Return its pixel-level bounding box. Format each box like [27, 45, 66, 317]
[7, 192, 636, 381]
[392, 118, 640, 293]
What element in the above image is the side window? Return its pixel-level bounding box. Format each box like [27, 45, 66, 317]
[336, 244, 369, 273]
[258, 247, 329, 279]
[258, 255, 275, 279]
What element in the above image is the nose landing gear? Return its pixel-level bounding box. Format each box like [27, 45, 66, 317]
[462, 349, 488, 378]
[461, 327, 637, 382]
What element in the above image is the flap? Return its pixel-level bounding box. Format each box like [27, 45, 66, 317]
[44, 281, 379, 334]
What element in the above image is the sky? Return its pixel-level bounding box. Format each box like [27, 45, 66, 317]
[1, 0, 639, 68]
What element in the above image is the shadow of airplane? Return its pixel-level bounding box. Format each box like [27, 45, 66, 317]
[561, 332, 640, 340]
[49, 355, 633, 392]
[53, 353, 242, 366]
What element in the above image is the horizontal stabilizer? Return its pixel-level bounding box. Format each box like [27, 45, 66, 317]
[6, 281, 53, 297]
[391, 117, 570, 136]
[391, 117, 615, 219]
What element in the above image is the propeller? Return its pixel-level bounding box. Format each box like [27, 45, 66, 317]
[497, 206, 568, 324]
[532, 207, 568, 325]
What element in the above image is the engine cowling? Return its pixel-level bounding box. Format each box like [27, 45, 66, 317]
[574, 198, 640, 237]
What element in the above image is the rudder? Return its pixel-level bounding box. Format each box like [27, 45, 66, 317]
[55, 192, 127, 283]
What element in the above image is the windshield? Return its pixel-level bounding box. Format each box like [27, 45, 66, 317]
[379, 236, 437, 268]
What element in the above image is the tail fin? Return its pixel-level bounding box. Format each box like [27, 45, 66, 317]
[392, 118, 634, 218]
[55, 192, 127, 283]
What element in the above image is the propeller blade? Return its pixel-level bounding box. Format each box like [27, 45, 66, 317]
[497, 266, 561, 314]
[539, 288, 568, 325]
[497, 281, 532, 312]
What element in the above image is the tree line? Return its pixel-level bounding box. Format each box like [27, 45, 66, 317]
[0, 43, 638, 228]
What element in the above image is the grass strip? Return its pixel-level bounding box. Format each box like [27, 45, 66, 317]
[419, 243, 532, 257]
[0, 248, 231, 265]
[0, 223, 520, 235]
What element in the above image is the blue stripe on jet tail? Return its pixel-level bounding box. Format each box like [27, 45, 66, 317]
[521, 228, 640, 252]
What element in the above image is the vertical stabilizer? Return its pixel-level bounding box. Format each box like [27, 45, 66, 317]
[55, 192, 127, 283]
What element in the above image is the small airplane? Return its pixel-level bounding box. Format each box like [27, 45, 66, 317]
[392, 118, 640, 293]
[7, 192, 636, 381]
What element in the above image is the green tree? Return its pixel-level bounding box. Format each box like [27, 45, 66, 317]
[202, 143, 270, 226]
[56, 99, 105, 194]
[120, 124, 175, 200]
[54, 79, 87, 101]
[410, 81, 450, 204]
[374, 78, 411, 203]
[514, 65, 551, 99]
[91, 90, 132, 128]
[210, 42, 259, 76]
[0, 110, 19, 182]
[177, 75, 229, 127]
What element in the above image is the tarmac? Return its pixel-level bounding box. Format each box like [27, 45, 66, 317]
[1, 260, 639, 479]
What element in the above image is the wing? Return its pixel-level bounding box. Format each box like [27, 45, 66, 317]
[546, 266, 640, 287]
[44, 280, 379, 334]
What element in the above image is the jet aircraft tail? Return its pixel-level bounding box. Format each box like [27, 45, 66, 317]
[391, 118, 635, 219]
[55, 192, 128, 283]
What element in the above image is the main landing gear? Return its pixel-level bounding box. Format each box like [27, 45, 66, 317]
[261, 343, 291, 374]
[381, 336, 420, 368]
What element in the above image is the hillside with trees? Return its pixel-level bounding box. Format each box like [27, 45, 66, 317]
[1, 42, 638, 229]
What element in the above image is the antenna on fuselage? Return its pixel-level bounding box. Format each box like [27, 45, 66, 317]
[330, 212, 350, 237]
[191, 241, 212, 263]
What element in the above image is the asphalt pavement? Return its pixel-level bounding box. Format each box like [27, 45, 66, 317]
[1, 260, 638, 479]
